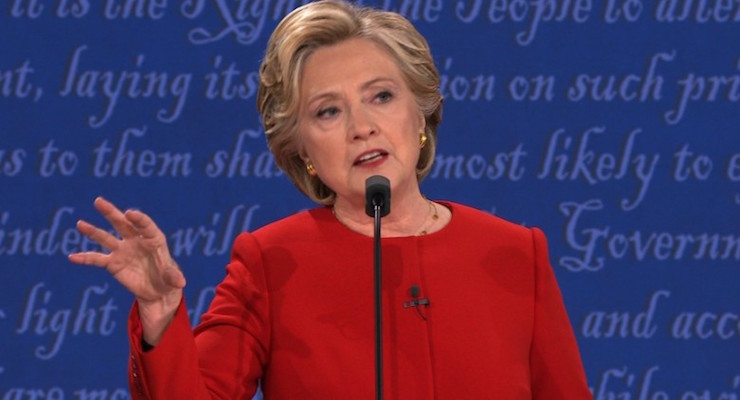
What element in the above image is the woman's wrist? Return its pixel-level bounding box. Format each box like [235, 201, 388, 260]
[137, 290, 183, 345]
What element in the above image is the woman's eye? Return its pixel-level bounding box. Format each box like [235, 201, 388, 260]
[316, 106, 339, 118]
[375, 91, 393, 103]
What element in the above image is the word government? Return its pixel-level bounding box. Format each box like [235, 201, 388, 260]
[559, 199, 740, 272]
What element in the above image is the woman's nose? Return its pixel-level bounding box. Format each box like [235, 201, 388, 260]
[348, 106, 377, 141]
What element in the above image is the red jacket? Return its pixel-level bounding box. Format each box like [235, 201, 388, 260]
[128, 202, 591, 399]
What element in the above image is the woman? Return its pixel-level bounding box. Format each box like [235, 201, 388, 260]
[69, 1, 591, 398]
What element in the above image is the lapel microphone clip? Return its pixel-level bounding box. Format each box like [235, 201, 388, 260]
[403, 284, 430, 320]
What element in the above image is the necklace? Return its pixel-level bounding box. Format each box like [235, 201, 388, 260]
[331, 198, 440, 236]
[418, 199, 439, 235]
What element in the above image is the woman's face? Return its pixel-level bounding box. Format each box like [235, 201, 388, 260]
[297, 38, 425, 205]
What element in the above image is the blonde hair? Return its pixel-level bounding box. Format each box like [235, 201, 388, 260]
[257, 0, 443, 204]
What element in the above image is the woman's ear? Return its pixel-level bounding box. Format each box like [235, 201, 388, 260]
[298, 145, 308, 162]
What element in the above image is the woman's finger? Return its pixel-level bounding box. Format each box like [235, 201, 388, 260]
[125, 209, 162, 240]
[68, 251, 110, 268]
[76, 219, 120, 251]
[94, 197, 139, 239]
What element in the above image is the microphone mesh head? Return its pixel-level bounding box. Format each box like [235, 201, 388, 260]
[365, 175, 391, 217]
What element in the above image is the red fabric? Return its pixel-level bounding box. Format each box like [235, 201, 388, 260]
[128, 202, 591, 399]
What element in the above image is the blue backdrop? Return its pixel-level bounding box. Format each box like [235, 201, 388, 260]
[1, 0, 738, 398]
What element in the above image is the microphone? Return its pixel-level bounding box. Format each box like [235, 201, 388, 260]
[365, 175, 390, 217]
[404, 285, 430, 307]
[366, 175, 390, 400]
[404, 284, 430, 321]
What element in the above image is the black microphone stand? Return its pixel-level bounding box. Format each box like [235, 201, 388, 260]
[365, 175, 390, 400]
[372, 201, 383, 400]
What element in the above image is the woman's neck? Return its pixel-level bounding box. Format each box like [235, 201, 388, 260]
[332, 187, 447, 238]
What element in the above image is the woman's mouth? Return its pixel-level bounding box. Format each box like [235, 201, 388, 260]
[354, 150, 387, 166]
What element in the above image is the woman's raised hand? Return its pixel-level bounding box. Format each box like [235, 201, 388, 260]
[68, 197, 185, 344]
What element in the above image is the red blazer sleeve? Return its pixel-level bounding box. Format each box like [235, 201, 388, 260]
[127, 232, 270, 400]
[530, 227, 592, 399]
